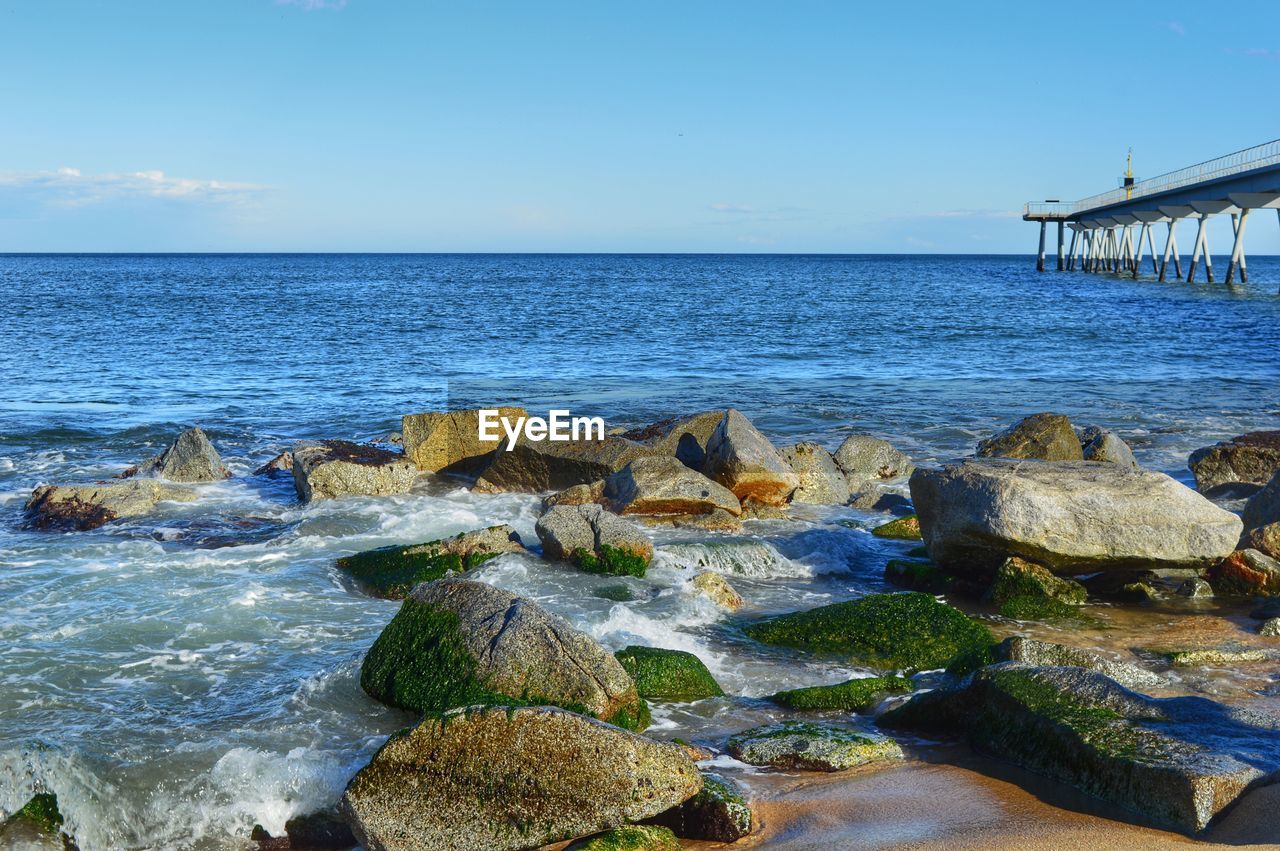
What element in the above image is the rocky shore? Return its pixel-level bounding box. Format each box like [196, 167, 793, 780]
[11, 409, 1280, 850]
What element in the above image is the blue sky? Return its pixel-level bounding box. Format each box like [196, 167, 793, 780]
[2, 1, 1279, 252]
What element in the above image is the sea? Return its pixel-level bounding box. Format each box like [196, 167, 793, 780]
[1, 253, 1278, 849]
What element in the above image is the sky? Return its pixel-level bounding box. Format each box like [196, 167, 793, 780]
[1, 1, 1279, 253]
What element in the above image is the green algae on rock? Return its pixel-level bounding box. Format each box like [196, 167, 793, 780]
[5, 793, 63, 836]
[985, 556, 1087, 620]
[614, 646, 724, 702]
[743, 591, 995, 672]
[883, 559, 956, 593]
[336, 524, 525, 598]
[728, 721, 904, 772]
[870, 514, 921, 540]
[646, 771, 754, 842]
[566, 825, 683, 851]
[769, 675, 911, 711]
[593, 583, 637, 602]
[361, 578, 648, 730]
[537, 504, 654, 577]
[573, 544, 649, 578]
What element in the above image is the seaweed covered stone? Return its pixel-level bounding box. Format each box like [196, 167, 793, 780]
[997, 637, 1164, 692]
[291, 440, 417, 502]
[870, 514, 921, 540]
[879, 662, 1280, 833]
[769, 675, 911, 712]
[614, 646, 724, 702]
[340, 706, 700, 851]
[646, 771, 754, 842]
[727, 721, 903, 772]
[24, 479, 198, 531]
[566, 825, 683, 851]
[360, 578, 649, 730]
[536, 504, 653, 578]
[743, 591, 995, 672]
[336, 525, 525, 598]
[2, 792, 63, 837]
[985, 556, 1087, 620]
[883, 559, 957, 594]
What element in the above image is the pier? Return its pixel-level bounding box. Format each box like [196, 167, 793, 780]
[1024, 139, 1280, 285]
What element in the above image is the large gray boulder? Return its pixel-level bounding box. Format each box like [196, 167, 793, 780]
[880, 662, 1280, 833]
[131, 426, 230, 482]
[621, 410, 727, 470]
[340, 705, 700, 851]
[977, 413, 1083, 461]
[1243, 470, 1280, 531]
[24, 480, 198, 531]
[910, 459, 1242, 573]
[1079, 427, 1139, 469]
[474, 435, 659, 494]
[291, 440, 417, 502]
[1189, 430, 1280, 494]
[603, 456, 741, 517]
[401, 407, 526, 475]
[361, 578, 648, 729]
[780, 443, 850, 504]
[701, 410, 797, 506]
[536, 504, 654, 575]
[832, 435, 914, 486]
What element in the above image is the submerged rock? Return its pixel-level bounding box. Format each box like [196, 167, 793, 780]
[910, 459, 1241, 574]
[604, 456, 741, 518]
[832, 434, 914, 486]
[132, 426, 230, 482]
[976, 413, 1083, 461]
[984, 557, 1087, 620]
[997, 637, 1164, 692]
[360, 578, 649, 730]
[335, 525, 525, 599]
[1079, 426, 1139, 468]
[728, 721, 903, 772]
[701, 409, 798, 507]
[879, 662, 1280, 833]
[340, 705, 699, 851]
[24, 479, 197, 531]
[1206, 548, 1280, 596]
[536, 504, 653, 577]
[566, 825, 682, 851]
[1189, 430, 1280, 495]
[1176, 578, 1214, 599]
[769, 675, 911, 712]
[646, 772, 754, 842]
[291, 441, 416, 502]
[780, 442, 850, 504]
[870, 514, 921, 540]
[883, 559, 958, 594]
[689, 571, 744, 610]
[743, 592, 995, 672]
[613, 646, 724, 702]
[401, 406, 526, 475]
[1242, 470, 1280, 532]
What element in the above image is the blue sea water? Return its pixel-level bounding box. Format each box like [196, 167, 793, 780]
[0, 253, 1278, 849]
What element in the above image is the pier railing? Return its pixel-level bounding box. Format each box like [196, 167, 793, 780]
[1023, 202, 1074, 218]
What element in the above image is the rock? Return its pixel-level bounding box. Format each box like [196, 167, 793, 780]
[1079, 427, 1139, 468]
[252, 811, 355, 850]
[1244, 521, 1280, 559]
[335, 525, 525, 599]
[879, 662, 1280, 833]
[728, 722, 903, 772]
[1121, 581, 1162, 602]
[1259, 618, 1280, 637]
[832, 435, 914, 487]
[976, 413, 1083, 461]
[593, 583, 636, 602]
[360, 578, 649, 730]
[661, 509, 744, 532]
[613, 647, 724, 702]
[400, 407, 526, 475]
[474, 434, 659, 494]
[1176, 578, 1214, 598]
[1242, 470, 1280, 531]
[566, 825, 682, 851]
[910, 459, 1242, 574]
[1188, 430, 1280, 494]
[542, 480, 606, 510]
[768, 675, 911, 711]
[4, 792, 63, 837]
[340, 705, 699, 851]
[603, 456, 741, 518]
[780, 443, 850, 504]
[848, 485, 914, 514]
[621, 410, 728, 470]
[130, 426, 230, 482]
[985, 557, 1087, 620]
[870, 514, 921, 540]
[690, 571, 743, 610]
[24, 480, 197, 531]
[1157, 646, 1267, 667]
[291, 441, 417, 502]
[743, 592, 995, 673]
[646, 772, 753, 842]
[883, 559, 958, 594]
[701, 409, 798, 507]
[1206, 549, 1280, 596]
[253, 451, 293, 477]
[536, 504, 653, 577]
[997, 637, 1164, 691]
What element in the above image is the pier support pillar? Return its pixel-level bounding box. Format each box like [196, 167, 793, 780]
[1057, 221, 1065, 271]
[1133, 222, 1149, 279]
[1226, 209, 1250, 284]
[1187, 215, 1208, 282]
[1037, 221, 1047, 272]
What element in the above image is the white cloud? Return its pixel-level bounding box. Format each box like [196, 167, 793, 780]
[0, 168, 266, 208]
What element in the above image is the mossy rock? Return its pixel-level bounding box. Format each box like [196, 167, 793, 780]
[884, 559, 955, 593]
[743, 591, 996, 672]
[614, 646, 724, 702]
[6, 793, 63, 836]
[769, 675, 911, 711]
[646, 771, 754, 842]
[566, 825, 683, 851]
[574, 545, 649, 578]
[985, 556, 1087, 620]
[871, 514, 921, 540]
[593, 583, 637, 602]
[336, 525, 522, 598]
[728, 721, 904, 772]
